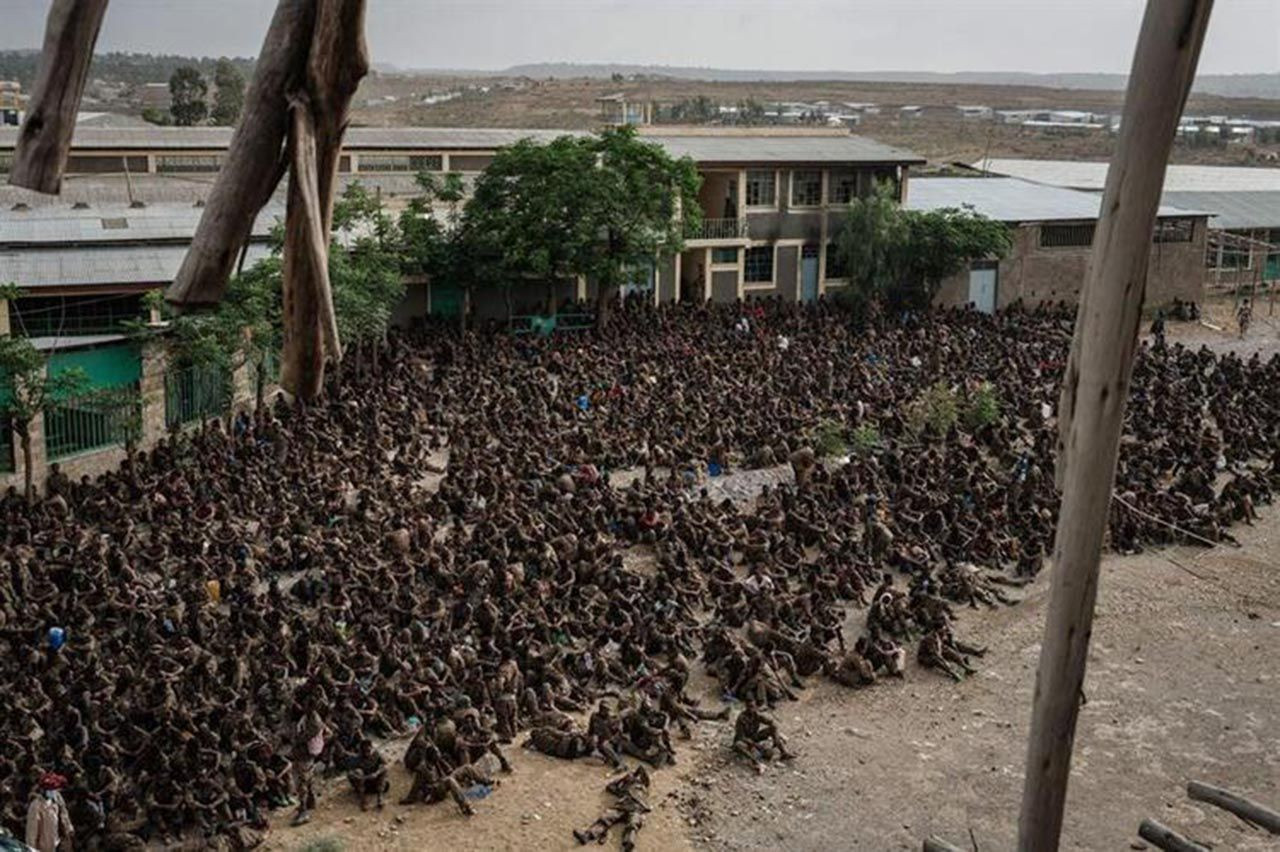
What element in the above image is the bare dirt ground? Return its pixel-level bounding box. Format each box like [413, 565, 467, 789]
[350, 75, 1280, 167]
[267, 296, 1280, 851]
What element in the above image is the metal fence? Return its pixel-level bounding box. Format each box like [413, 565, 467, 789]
[43, 383, 142, 461]
[511, 313, 594, 335]
[686, 218, 749, 241]
[165, 362, 231, 429]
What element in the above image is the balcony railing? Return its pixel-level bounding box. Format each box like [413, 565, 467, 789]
[686, 217, 748, 241]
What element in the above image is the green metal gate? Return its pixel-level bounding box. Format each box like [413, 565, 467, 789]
[165, 362, 232, 429]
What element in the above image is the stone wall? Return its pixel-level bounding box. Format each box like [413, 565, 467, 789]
[934, 218, 1208, 310]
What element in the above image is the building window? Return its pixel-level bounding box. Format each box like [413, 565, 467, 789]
[156, 155, 221, 174]
[712, 247, 739, 265]
[829, 170, 858, 204]
[9, 295, 145, 338]
[825, 243, 848, 279]
[791, 170, 823, 207]
[1153, 218, 1194, 243]
[745, 170, 776, 207]
[0, 154, 11, 175]
[744, 246, 774, 283]
[360, 154, 443, 173]
[1040, 223, 1096, 248]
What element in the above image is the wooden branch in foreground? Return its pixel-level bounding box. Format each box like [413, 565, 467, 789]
[1187, 781, 1280, 834]
[281, 98, 335, 400]
[1017, 2, 1214, 850]
[166, 0, 315, 307]
[8, 0, 110, 194]
[1137, 819, 1210, 852]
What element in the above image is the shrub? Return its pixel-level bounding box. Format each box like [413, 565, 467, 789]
[905, 381, 959, 437]
[963, 381, 1001, 430]
[300, 839, 344, 852]
[850, 423, 882, 456]
[813, 418, 848, 458]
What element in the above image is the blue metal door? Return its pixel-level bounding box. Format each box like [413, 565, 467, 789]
[801, 246, 820, 302]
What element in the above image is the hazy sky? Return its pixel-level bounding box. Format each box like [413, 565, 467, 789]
[2, 0, 1277, 75]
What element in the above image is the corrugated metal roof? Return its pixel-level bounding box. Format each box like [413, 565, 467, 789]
[0, 125, 924, 163]
[906, 177, 1203, 222]
[644, 133, 924, 164]
[1160, 191, 1280, 230]
[0, 201, 284, 245]
[973, 158, 1280, 192]
[0, 126, 577, 151]
[0, 243, 273, 289]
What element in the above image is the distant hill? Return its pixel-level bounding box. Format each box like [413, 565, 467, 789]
[421, 63, 1280, 100]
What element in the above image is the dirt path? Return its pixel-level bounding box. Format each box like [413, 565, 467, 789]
[686, 512, 1280, 851]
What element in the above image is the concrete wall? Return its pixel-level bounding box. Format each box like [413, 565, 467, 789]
[657, 255, 678, 303]
[776, 246, 799, 301]
[0, 341, 282, 497]
[392, 280, 429, 328]
[933, 218, 1208, 310]
[711, 269, 739, 303]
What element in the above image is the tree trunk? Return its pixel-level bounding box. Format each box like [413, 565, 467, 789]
[167, 0, 314, 307]
[278, 0, 368, 400]
[8, 0, 110, 194]
[1186, 782, 1280, 834]
[1017, 3, 1214, 850]
[19, 428, 33, 503]
[255, 361, 266, 411]
[596, 280, 619, 331]
[281, 98, 335, 401]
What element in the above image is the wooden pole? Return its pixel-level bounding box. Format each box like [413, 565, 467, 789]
[7, 0, 110, 194]
[1186, 781, 1280, 834]
[1017, 2, 1214, 849]
[166, 0, 316, 307]
[278, 0, 367, 398]
[1137, 819, 1210, 852]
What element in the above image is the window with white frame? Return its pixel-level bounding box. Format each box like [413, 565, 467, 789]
[828, 170, 858, 204]
[745, 170, 776, 207]
[360, 154, 443, 173]
[791, 170, 823, 206]
[711, 247, 739, 265]
[744, 246, 774, 283]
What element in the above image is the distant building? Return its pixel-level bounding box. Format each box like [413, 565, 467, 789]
[956, 105, 992, 120]
[898, 105, 923, 120]
[138, 82, 171, 110]
[0, 81, 22, 126]
[597, 93, 653, 126]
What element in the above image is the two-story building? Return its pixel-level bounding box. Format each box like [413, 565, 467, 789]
[637, 127, 924, 305]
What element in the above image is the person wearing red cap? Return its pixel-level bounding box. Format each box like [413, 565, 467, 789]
[24, 774, 72, 852]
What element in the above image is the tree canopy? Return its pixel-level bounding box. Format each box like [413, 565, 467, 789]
[210, 58, 246, 126]
[459, 127, 701, 326]
[835, 182, 1013, 313]
[168, 65, 208, 126]
[0, 332, 87, 499]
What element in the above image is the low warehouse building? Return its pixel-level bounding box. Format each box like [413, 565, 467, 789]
[906, 176, 1209, 312]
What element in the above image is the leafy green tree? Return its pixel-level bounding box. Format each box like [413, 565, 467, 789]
[169, 65, 208, 126]
[583, 126, 701, 327]
[330, 183, 406, 373]
[0, 336, 87, 500]
[836, 182, 1012, 314]
[400, 171, 469, 329]
[210, 58, 246, 126]
[462, 136, 603, 323]
[141, 106, 172, 126]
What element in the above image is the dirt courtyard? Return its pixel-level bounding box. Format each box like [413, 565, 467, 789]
[271, 300, 1280, 851]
